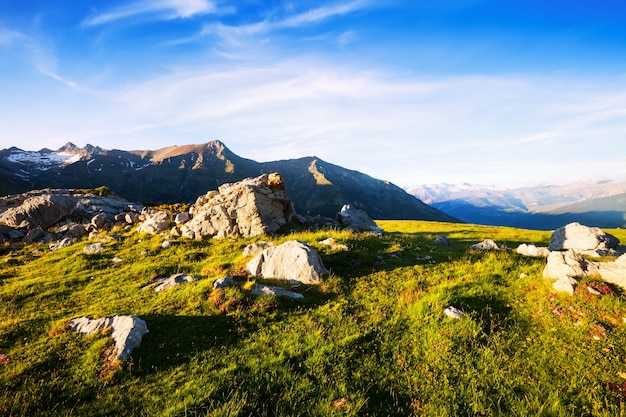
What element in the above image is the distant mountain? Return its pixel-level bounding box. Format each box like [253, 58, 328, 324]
[0, 141, 456, 222]
[406, 182, 626, 230]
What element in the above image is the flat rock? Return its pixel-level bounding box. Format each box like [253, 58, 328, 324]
[154, 273, 198, 292]
[250, 284, 304, 299]
[69, 315, 149, 360]
[516, 243, 550, 257]
[470, 239, 501, 250]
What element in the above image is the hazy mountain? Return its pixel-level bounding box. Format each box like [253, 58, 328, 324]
[0, 141, 456, 222]
[406, 181, 626, 229]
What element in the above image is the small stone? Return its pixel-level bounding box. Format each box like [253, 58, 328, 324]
[83, 242, 104, 254]
[444, 306, 465, 319]
[213, 277, 236, 289]
[161, 240, 171, 249]
[112, 256, 123, 263]
[587, 286, 602, 296]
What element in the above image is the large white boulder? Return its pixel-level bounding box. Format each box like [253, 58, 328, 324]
[247, 240, 329, 284]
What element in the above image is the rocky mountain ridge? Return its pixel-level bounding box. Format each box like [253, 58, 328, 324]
[0, 141, 455, 222]
[407, 181, 626, 229]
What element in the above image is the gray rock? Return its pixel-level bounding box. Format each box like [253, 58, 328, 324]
[548, 222, 620, 252]
[318, 237, 348, 251]
[7, 229, 25, 239]
[125, 212, 140, 224]
[90, 212, 108, 230]
[444, 306, 465, 319]
[336, 205, 383, 234]
[174, 212, 190, 224]
[83, 242, 104, 254]
[433, 235, 451, 245]
[23, 227, 46, 244]
[212, 277, 236, 289]
[243, 242, 273, 257]
[154, 273, 198, 292]
[59, 223, 87, 239]
[516, 243, 550, 257]
[250, 284, 304, 299]
[49, 237, 75, 251]
[470, 239, 501, 250]
[68, 315, 149, 360]
[181, 173, 293, 239]
[247, 240, 329, 284]
[137, 210, 170, 235]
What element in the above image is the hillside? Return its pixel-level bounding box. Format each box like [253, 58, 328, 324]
[0, 141, 455, 222]
[2, 220, 626, 416]
[407, 181, 626, 229]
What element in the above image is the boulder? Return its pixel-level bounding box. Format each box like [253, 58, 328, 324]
[90, 212, 108, 230]
[68, 315, 149, 360]
[49, 237, 75, 251]
[470, 239, 501, 251]
[23, 227, 46, 244]
[0, 192, 78, 229]
[243, 242, 273, 258]
[247, 240, 329, 284]
[181, 173, 293, 239]
[433, 235, 451, 245]
[336, 205, 383, 234]
[0, 189, 141, 231]
[213, 277, 237, 289]
[137, 209, 170, 235]
[516, 243, 550, 257]
[174, 212, 190, 224]
[154, 273, 198, 292]
[548, 222, 620, 253]
[595, 254, 626, 289]
[83, 242, 104, 254]
[58, 223, 87, 239]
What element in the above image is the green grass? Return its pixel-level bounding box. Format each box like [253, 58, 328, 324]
[2, 220, 626, 416]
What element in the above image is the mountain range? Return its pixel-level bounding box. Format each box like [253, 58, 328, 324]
[0, 141, 455, 222]
[407, 181, 626, 230]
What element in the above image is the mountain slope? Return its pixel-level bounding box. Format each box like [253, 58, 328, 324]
[407, 182, 626, 229]
[0, 141, 455, 221]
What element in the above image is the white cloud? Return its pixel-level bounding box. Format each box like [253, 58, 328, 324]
[200, 0, 370, 45]
[83, 0, 216, 26]
[0, 26, 24, 46]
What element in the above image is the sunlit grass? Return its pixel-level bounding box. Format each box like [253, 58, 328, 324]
[1, 220, 626, 416]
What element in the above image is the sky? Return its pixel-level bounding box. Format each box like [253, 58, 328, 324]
[1, 0, 626, 188]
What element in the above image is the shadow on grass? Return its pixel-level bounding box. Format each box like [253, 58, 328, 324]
[132, 313, 240, 375]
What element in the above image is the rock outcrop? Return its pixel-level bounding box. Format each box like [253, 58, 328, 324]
[247, 240, 329, 284]
[336, 205, 383, 234]
[543, 250, 626, 294]
[69, 315, 149, 360]
[0, 189, 141, 239]
[181, 173, 293, 239]
[516, 243, 550, 257]
[548, 222, 620, 255]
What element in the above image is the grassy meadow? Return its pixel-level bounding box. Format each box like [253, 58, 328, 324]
[2, 220, 626, 416]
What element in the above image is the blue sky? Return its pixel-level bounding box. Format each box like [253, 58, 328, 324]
[1, 0, 626, 187]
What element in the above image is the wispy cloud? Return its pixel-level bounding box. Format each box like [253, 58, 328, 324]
[0, 26, 24, 46]
[83, 0, 216, 26]
[200, 0, 370, 44]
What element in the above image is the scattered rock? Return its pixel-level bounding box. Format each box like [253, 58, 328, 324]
[154, 273, 199, 292]
[181, 173, 293, 239]
[470, 239, 501, 250]
[68, 315, 149, 360]
[250, 284, 304, 299]
[23, 227, 46, 244]
[59, 223, 87, 239]
[444, 306, 465, 319]
[213, 277, 236, 289]
[516, 243, 550, 257]
[49, 237, 74, 251]
[112, 256, 123, 263]
[548, 222, 620, 254]
[161, 240, 171, 249]
[174, 212, 190, 224]
[587, 286, 602, 296]
[336, 205, 383, 234]
[247, 240, 329, 284]
[243, 242, 273, 258]
[318, 237, 348, 251]
[90, 212, 108, 230]
[433, 235, 451, 245]
[136, 209, 170, 235]
[83, 242, 104, 254]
